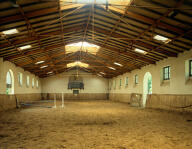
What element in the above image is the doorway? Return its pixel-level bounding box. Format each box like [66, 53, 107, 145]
[6, 69, 14, 95]
[142, 72, 152, 107]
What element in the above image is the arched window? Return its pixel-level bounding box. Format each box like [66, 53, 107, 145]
[36, 80, 39, 88]
[32, 78, 34, 88]
[6, 69, 14, 94]
[26, 76, 30, 87]
[18, 72, 23, 86]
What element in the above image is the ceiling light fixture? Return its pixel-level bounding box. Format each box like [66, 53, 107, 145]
[114, 62, 123, 67]
[18, 45, 32, 50]
[2, 28, 18, 35]
[108, 66, 116, 70]
[35, 61, 45, 65]
[134, 48, 147, 54]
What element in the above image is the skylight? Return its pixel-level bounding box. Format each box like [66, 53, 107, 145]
[62, 0, 107, 4]
[108, 66, 116, 70]
[18, 45, 32, 50]
[134, 48, 147, 55]
[67, 61, 89, 68]
[2, 29, 18, 35]
[100, 72, 105, 75]
[35, 61, 45, 65]
[65, 42, 100, 55]
[114, 62, 123, 67]
[97, 74, 103, 77]
[154, 35, 171, 43]
[40, 65, 48, 69]
[47, 71, 53, 74]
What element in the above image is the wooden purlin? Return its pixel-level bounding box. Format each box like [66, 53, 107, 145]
[0, 1, 191, 78]
[86, 25, 178, 57]
[96, 52, 140, 70]
[81, 52, 120, 74]
[27, 53, 78, 74]
[87, 40, 156, 64]
[100, 0, 134, 51]
[0, 4, 84, 24]
[4, 38, 81, 61]
[0, 33, 34, 64]
[0, 14, 186, 59]
[0, 25, 84, 49]
[17, 3, 59, 74]
[107, 5, 191, 36]
[58, 0, 66, 49]
[122, 0, 184, 55]
[1, 1, 188, 37]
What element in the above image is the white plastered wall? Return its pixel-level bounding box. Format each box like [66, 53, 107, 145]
[41, 70, 108, 93]
[0, 58, 41, 94]
[109, 49, 192, 95]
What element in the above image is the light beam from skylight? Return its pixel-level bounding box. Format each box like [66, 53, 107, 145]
[65, 41, 100, 55]
[67, 61, 89, 68]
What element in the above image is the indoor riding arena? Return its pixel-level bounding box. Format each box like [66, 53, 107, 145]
[0, 0, 192, 149]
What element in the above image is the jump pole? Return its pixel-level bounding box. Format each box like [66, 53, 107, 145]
[53, 93, 57, 108]
[61, 92, 64, 108]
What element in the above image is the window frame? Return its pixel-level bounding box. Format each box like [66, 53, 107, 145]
[135, 75, 138, 84]
[26, 76, 30, 87]
[114, 80, 116, 89]
[163, 66, 170, 80]
[36, 80, 39, 88]
[32, 78, 35, 88]
[119, 79, 122, 87]
[125, 77, 128, 86]
[189, 60, 192, 77]
[6, 71, 12, 89]
[18, 72, 23, 86]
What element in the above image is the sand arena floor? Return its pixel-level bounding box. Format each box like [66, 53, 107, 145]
[0, 100, 192, 149]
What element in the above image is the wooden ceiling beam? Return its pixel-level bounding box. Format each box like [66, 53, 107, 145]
[81, 53, 119, 74]
[96, 53, 139, 70]
[0, 34, 34, 64]
[82, 52, 135, 76]
[0, 4, 84, 24]
[4, 37, 82, 61]
[27, 53, 79, 73]
[1, 3, 189, 39]
[123, 0, 184, 56]
[58, 0, 66, 51]
[1, 23, 177, 58]
[17, 3, 59, 74]
[0, 25, 84, 49]
[107, 5, 191, 36]
[4, 43, 64, 60]
[100, 1, 134, 49]
[87, 26, 177, 57]
[87, 39, 155, 64]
